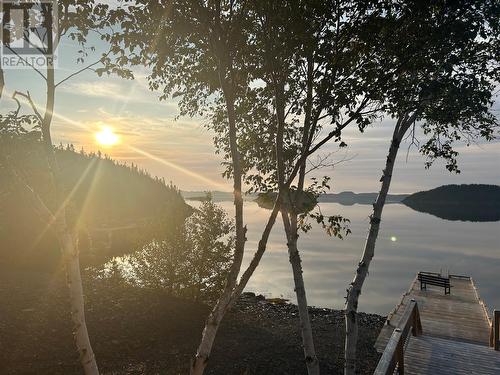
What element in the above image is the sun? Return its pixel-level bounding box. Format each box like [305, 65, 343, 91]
[95, 127, 119, 146]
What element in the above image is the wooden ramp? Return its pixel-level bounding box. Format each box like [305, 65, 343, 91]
[403, 335, 500, 374]
[375, 274, 500, 374]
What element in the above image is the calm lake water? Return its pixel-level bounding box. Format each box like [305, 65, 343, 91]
[211, 201, 500, 315]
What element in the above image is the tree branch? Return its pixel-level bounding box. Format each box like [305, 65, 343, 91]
[305, 151, 357, 175]
[0, 154, 56, 226]
[55, 50, 111, 88]
[12, 91, 43, 122]
[4, 46, 47, 81]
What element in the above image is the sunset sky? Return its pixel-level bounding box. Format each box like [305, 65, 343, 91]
[2, 38, 499, 193]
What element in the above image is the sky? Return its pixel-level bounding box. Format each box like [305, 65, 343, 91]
[1, 32, 499, 194]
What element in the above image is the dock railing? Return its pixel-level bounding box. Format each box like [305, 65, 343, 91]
[374, 299, 422, 375]
[471, 277, 498, 351]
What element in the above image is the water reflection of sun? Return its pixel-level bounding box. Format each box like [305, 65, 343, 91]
[95, 127, 119, 146]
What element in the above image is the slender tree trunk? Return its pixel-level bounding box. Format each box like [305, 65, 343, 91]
[190, 10, 291, 368]
[2, 155, 98, 374]
[60, 230, 100, 374]
[229, 201, 281, 304]
[40, 63, 99, 375]
[191, 200, 280, 375]
[344, 116, 414, 375]
[282, 208, 320, 375]
[191, 81, 246, 375]
[273, 68, 319, 374]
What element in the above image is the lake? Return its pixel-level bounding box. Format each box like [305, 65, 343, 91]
[212, 201, 500, 316]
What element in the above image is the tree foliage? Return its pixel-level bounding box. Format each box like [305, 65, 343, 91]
[370, 0, 499, 172]
[104, 195, 235, 303]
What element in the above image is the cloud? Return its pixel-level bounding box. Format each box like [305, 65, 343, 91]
[60, 78, 178, 113]
[65, 81, 122, 98]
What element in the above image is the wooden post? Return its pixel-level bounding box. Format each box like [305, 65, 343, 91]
[494, 310, 499, 351]
[490, 324, 494, 348]
[412, 301, 423, 336]
[397, 338, 405, 375]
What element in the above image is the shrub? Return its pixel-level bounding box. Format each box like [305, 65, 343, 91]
[103, 195, 235, 303]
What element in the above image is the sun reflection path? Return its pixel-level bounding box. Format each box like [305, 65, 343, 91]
[28, 158, 98, 252]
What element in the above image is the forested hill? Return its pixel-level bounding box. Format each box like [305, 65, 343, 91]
[0, 131, 192, 270]
[403, 184, 500, 222]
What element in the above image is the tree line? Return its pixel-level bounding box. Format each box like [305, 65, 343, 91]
[0, 123, 191, 269]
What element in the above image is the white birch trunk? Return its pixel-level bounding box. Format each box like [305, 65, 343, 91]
[41, 61, 100, 375]
[282, 209, 320, 375]
[2, 150, 99, 375]
[190, 288, 233, 375]
[191, 203, 280, 375]
[60, 230, 100, 374]
[190, 80, 246, 375]
[229, 202, 281, 305]
[344, 118, 411, 375]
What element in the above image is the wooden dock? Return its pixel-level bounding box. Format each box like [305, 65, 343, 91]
[374, 273, 500, 374]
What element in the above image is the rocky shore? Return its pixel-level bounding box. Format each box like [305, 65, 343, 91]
[0, 272, 385, 374]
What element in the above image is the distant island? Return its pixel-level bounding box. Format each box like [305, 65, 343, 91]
[402, 184, 500, 222]
[318, 191, 408, 205]
[182, 191, 257, 202]
[183, 190, 408, 205]
[184, 186, 500, 222]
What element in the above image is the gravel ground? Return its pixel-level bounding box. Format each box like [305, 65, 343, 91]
[0, 272, 384, 374]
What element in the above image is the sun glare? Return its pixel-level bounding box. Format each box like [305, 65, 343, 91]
[95, 127, 119, 146]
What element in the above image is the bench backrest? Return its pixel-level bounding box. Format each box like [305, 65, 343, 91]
[418, 273, 450, 285]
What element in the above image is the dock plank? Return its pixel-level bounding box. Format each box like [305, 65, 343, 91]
[404, 336, 500, 375]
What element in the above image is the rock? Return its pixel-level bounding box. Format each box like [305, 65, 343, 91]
[255, 294, 266, 301]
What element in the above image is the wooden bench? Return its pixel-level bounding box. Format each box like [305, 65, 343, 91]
[418, 272, 451, 295]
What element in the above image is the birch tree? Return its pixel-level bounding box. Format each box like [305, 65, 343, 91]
[104, 1, 409, 373]
[211, 2, 392, 372]
[107, 2, 379, 372]
[0, 2, 131, 373]
[104, 2, 288, 373]
[251, 5, 322, 373]
[344, 1, 500, 373]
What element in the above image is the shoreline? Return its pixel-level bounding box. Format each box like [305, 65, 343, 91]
[0, 271, 385, 374]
